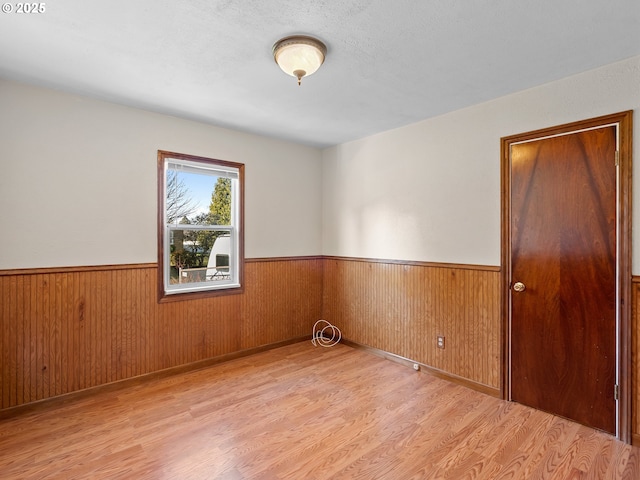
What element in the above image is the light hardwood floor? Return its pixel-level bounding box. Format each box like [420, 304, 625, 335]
[0, 342, 638, 479]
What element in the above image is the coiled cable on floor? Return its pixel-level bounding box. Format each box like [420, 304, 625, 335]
[311, 319, 342, 347]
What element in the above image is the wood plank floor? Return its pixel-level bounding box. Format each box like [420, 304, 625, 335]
[0, 342, 638, 479]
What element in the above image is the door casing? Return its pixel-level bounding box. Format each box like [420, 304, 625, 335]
[500, 111, 633, 443]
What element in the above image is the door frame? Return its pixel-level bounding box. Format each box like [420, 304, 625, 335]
[500, 111, 633, 442]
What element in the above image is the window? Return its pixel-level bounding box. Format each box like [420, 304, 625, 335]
[157, 151, 244, 301]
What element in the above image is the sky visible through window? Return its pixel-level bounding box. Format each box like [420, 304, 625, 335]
[177, 171, 219, 217]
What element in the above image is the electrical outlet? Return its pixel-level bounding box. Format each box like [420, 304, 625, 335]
[436, 335, 445, 349]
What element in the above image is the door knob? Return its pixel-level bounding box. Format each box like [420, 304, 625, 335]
[513, 281, 526, 292]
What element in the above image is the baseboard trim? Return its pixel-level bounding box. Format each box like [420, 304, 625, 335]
[341, 338, 502, 398]
[0, 336, 309, 420]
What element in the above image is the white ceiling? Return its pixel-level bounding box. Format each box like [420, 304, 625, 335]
[1, 0, 639, 148]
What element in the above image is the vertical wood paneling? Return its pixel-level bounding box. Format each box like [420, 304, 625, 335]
[30, 275, 39, 401]
[13, 258, 638, 437]
[322, 259, 501, 389]
[632, 279, 640, 441]
[12, 276, 21, 406]
[0, 259, 323, 410]
[42, 275, 51, 400]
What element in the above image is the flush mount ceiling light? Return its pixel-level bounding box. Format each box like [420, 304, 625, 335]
[272, 35, 327, 86]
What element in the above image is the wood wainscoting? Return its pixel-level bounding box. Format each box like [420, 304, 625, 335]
[632, 276, 640, 444]
[6, 257, 640, 443]
[322, 257, 502, 393]
[0, 258, 323, 411]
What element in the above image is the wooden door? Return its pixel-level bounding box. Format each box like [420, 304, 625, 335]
[508, 125, 618, 434]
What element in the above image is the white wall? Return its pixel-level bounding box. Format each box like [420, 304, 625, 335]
[0, 80, 323, 269]
[3, 56, 639, 271]
[322, 56, 640, 271]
